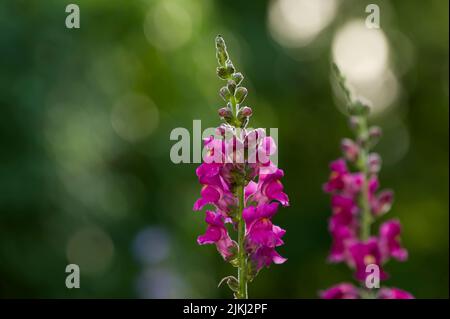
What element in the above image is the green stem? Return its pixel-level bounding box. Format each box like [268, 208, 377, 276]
[237, 185, 248, 299]
[357, 117, 372, 241]
[356, 116, 373, 298]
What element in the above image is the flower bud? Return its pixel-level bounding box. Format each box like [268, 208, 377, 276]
[368, 153, 382, 174]
[216, 50, 228, 66]
[368, 126, 383, 148]
[234, 87, 248, 103]
[218, 107, 232, 119]
[239, 106, 253, 117]
[215, 36, 230, 68]
[232, 72, 244, 86]
[350, 98, 371, 116]
[237, 107, 252, 129]
[341, 138, 359, 162]
[349, 116, 360, 130]
[219, 86, 231, 101]
[215, 35, 226, 50]
[225, 61, 235, 75]
[216, 67, 228, 80]
[227, 80, 236, 94]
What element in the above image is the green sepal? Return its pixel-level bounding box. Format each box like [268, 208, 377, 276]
[227, 80, 236, 94]
[218, 276, 239, 293]
[234, 87, 248, 104]
[232, 72, 244, 86]
[219, 86, 232, 101]
[225, 61, 235, 75]
[217, 67, 229, 80]
[246, 258, 259, 283]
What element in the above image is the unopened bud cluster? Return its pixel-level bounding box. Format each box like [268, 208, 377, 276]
[216, 36, 252, 128]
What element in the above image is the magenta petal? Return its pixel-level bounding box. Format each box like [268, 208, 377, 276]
[368, 175, 379, 193]
[245, 181, 258, 200]
[320, 283, 359, 299]
[266, 180, 289, 205]
[197, 227, 221, 244]
[272, 225, 286, 239]
[328, 222, 354, 263]
[251, 246, 286, 271]
[198, 211, 236, 260]
[199, 186, 221, 207]
[329, 159, 348, 173]
[272, 252, 287, 264]
[372, 190, 394, 216]
[243, 206, 258, 226]
[379, 219, 408, 262]
[193, 198, 208, 211]
[247, 219, 283, 248]
[261, 202, 279, 218]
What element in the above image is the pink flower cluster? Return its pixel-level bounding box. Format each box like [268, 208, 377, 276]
[321, 143, 413, 299]
[194, 126, 289, 274]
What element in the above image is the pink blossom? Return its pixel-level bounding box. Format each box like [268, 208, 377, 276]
[197, 211, 237, 260]
[243, 203, 285, 251]
[194, 128, 288, 273]
[194, 164, 237, 214]
[248, 169, 289, 206]
[371, 190, 394, 216]
[328, 220, 355, 263]
[323, 159, 363, 195]
[379, 220, 408, 262]
[250, 246, 287, 272]
[347, 238, 388, 281]
[341, 138, 359, 162]
[331, 195, 359, 224]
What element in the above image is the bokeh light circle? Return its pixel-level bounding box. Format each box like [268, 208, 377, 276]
[268, 0, 338, 48]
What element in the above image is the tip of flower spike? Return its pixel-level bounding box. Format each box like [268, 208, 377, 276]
[215, 35, 230, 68]
[215, 35, 226, 49]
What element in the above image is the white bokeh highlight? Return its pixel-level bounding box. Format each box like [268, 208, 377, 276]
[332, 19, 399, 115]
[268, 0, 338, 48]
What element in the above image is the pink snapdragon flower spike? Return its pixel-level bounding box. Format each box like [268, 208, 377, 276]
[194, 36, 289, 298]
[320, 64, 414, 299]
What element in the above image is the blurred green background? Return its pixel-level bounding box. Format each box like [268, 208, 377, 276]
[0, 0, 448, 298]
